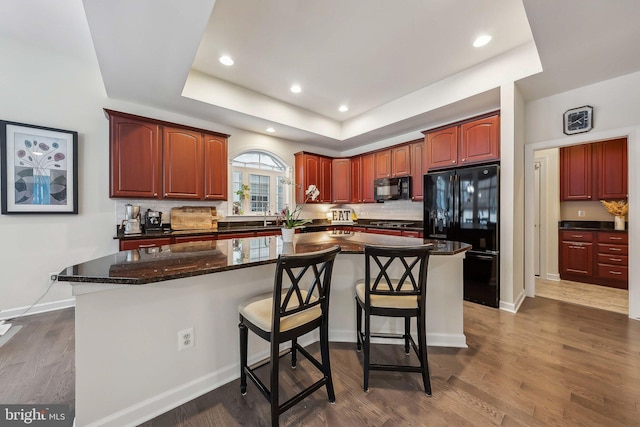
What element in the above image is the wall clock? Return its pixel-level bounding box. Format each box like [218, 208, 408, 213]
[563, 105, 593, 135]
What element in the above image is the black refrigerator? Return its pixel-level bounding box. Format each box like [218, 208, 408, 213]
[423, 164, 500, 307]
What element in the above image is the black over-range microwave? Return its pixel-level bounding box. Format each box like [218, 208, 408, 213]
[374, 176, 411, 201]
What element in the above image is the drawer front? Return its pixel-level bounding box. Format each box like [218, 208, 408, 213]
[120, 237, 171, 251]
[597, 253, 628, 266]
[597, 243, 628, 256]
[402, 230, 423, 238]
[597, 264, 628, 280]
[559, 230, 593, 242]
[597, 232, 628, 244]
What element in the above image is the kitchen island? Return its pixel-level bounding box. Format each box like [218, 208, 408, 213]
[59, 231, 470, 426]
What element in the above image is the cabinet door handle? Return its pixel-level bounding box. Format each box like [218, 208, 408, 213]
[569, 246, 585, 249]
[571, 235, 583, 238]
[609, 237, 622, 240]
[138, 244, 156, 248]
[608, 248, 622, 252]
[452, 160, 456, 163]
[609, 270, 622, 275]
[609, 258, 622, 262]
[461, 158, 466, 162]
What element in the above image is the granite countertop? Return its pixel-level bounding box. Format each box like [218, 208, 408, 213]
[115, 219, 424, 240]
[559, 220, 627, 232]
[61, 230, 469, 285]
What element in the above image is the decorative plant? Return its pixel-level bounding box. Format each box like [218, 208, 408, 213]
[235, 184, 250, 200]
[279, 185, 319, 229]
[601, 200, 628, 217]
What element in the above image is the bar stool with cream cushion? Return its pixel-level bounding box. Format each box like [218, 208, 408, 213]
[238, 245, 341, 427]
[355, 243, 433, 394]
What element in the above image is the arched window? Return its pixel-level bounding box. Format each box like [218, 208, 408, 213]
[231, 151, 290, 216]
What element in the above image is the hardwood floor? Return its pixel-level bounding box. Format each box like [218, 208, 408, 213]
[2, 299, 640, 426]
[535, 277, 628, 315]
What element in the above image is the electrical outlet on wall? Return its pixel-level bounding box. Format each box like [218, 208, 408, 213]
[578, 210, 586, 217]
[178, 327, 194, 351]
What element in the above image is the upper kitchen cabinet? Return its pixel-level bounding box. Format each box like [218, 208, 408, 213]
[424, 113, 500, 171]
[424, 125, 458, 170]
[162, 126, 204, 199]
[392, 144, 411, 177]
[560, 144, 592, 201]
[560, 138, 627, 201]
[374, 149, 392, 179]
[203, 134, 228, 200]
[409, 139, 425, 201]
[294, 152, 332, 203]
[361, 153, 376, 202]
[459, 114, 500, 166]
[106, 109, 229, 200]
[108, 111, 162, 198]
[350, 156, 362, 203]
[319, 156, 332, 203]
[374, 145, 411, 179]
[332, 158, 351, 203]
[596, 138, 627, 199]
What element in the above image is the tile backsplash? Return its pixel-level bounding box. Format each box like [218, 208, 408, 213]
[115, 198, 424, 225]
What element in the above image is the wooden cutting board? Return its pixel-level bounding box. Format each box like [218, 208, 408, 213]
[170, 206, 218, 230]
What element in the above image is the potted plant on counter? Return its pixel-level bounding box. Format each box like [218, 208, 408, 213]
[601, 199, 628, 230]
[279, 184, 319, 242]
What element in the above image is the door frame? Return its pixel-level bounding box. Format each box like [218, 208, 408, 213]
[524, 126, 640, 320]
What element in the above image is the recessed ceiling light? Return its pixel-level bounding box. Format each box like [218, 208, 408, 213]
[339, 105, 349, 112]
[473, 35, 492, 48]
[290, 84, 302, 94]
[219, 55, 234, 66]
[266, 127, 275, 133]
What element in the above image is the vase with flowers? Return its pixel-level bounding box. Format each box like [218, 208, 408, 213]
[278, 184, 319, 242]
[601, 199, 628, 230]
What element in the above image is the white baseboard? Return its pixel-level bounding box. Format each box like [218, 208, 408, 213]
[499, 290, 526, 313]
[87, 335, 318, 427]
[0, 298, 75, 320]
[546, 273, 560, 281]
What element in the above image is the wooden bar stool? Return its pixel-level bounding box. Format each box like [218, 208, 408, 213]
[238, 245, 341, 427]
[355, 243, 433, 394]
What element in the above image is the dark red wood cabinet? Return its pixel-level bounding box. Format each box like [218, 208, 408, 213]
[391, 144, 411, 177]
[560, 144, 593, 201]
[119, 237, 171, 251]
[319, 156, 332, 203]
[425, 126, 458, 170]
[560, 138, 628, 201]
[559, 229, 628, 289]
[361, 153, 376, 203]
[107, 109, 229, 201]
[332, 158, 351, 203]
[294, 152, 332, 203]
[459, 115, 500, 166]
[596, 138, 627, 199]
[409, 140, 424, 201]
[350, 157, 362, 203]
[374, 149, 392, 179]
[424, 114, 500, 171]
[163, 127, 204, 199]
[108, 112, 162, 198]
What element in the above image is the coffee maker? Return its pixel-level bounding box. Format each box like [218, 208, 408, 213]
[124, 204, 142, 235]
[144, 209, 163, 231]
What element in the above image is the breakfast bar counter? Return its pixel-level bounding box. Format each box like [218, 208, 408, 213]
[60, 231, 470, 426]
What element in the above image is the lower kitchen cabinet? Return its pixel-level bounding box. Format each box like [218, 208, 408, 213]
[559, 229, 628, 289]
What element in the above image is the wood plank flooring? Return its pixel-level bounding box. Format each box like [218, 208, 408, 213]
[2, 299, 640, 426]
[535, 277, 628, 315]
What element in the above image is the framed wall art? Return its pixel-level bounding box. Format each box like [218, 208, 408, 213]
[1, 120, 78, 214]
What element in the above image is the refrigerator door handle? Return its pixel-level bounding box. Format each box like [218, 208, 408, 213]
[453, 174, 460, 227]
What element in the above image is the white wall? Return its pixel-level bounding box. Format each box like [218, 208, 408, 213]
[534, 148, 560, 279]
[523, 70, 640, 319]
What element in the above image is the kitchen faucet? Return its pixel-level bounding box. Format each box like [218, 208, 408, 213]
[263, 202, 271, 227]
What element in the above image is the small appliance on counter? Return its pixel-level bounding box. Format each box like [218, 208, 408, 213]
[144, 209, 163, 231]
[124, 204, 142, 235]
